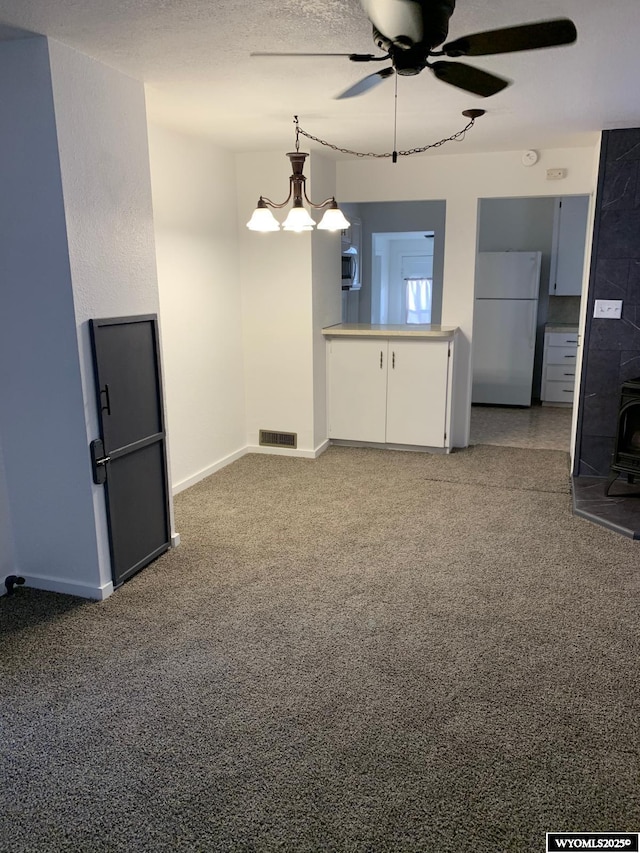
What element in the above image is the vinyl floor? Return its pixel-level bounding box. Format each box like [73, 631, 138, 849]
[469, 403, 573, 451]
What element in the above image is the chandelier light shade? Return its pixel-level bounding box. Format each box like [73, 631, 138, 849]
[246, 200, 281, 232]
[317, 200, 351, 231]
[282, 202, 315, 232]
[246, 121, 349, 234]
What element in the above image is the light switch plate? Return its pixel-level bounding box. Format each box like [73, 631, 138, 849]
[594, 299, 623, 319]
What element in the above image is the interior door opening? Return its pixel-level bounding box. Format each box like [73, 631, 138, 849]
[373, 231, 435, 324]
[470, 194, 589, 452]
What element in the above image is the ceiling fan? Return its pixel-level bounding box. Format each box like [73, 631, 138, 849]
[252, 0, 577, 99]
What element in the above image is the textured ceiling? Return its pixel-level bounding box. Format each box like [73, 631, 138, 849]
[0, 0, 638, 157]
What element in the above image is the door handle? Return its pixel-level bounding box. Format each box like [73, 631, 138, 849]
[100, 384, 111, 416]
[90, 439, 111, 485]
[529, 304, 536, 348]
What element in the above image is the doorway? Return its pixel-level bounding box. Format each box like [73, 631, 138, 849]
[469, 405, 573, 450]
[471, 194, 589, 451]
[373, 231, 434, 324]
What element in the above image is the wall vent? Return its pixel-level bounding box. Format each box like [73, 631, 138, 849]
[259, 430, 297, 449]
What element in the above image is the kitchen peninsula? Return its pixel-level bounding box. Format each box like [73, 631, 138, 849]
[322, 324, 459, 452]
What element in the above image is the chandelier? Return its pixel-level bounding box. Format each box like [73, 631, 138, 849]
[247, 109, 485, 233]
[246, 118, 350, 233]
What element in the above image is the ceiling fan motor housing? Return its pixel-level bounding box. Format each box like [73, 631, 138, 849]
[371, 0, 455, 52]
[372, 0, 456, 74]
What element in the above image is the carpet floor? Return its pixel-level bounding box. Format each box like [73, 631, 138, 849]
[2, 444, 639, 852]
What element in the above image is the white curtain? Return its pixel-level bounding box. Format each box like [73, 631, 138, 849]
[405, 278, 432, 324]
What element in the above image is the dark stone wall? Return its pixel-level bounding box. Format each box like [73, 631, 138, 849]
[577, 128, 640, 476]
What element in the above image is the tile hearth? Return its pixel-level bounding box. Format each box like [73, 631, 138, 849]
[573, 476, 640, 539]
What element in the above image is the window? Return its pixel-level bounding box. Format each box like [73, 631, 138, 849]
[405, 278, 432, 324]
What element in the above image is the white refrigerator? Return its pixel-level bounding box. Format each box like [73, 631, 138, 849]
[472, 251, 542, 406]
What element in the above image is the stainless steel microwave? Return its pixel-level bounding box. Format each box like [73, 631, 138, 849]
[341, 249, 358, 290]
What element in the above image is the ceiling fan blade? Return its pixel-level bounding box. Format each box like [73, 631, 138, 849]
[335, 67, 394, 99]
[250, 52, 377, 59]
[430, 61, 510, 97]
[443, 18, 577, 57]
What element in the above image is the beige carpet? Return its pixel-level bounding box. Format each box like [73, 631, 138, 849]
[2, 444, 639, 852]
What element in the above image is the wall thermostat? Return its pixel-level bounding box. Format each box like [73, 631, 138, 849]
[521, 150, 539, 166]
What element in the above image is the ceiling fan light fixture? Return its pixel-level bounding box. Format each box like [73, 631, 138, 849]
[246, 199, 281, 232]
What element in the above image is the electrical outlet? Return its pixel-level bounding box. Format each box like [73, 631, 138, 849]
[594, 299, 622, 319]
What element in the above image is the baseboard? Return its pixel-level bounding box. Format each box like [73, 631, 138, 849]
[172, 442, 330, 494]
[172, 447, 249, 494]
[246, 441, 329, 460]
[18, 574, 114, 601]
[314, 439, 331, 458]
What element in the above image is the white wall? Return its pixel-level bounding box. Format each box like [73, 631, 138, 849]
[310, 153, 343, 451]
[478, 196, 556, 274]
[48, 39, 165, 593]
[235, 150, 341, 456]
[0, 434, 16, 584]
[0, 37, 102, 599]
[0, 36, 167, 599]
[337, 146, 600, 445]
[148, 124, 246, 491]
[236, 151, 315, 455]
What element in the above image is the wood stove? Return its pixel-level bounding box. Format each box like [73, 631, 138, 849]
[605, 378, 640, 495]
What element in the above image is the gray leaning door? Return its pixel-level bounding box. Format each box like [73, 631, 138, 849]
[89, 314, 171, 587]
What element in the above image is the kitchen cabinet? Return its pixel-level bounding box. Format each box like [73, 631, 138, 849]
[549, 196, 589, 296]
[326, 333, 454, 449]
[541, 329, 578, 404]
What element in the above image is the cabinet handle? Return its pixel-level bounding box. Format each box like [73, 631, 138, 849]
[563, 372, 575, 377]
[564, 354, 575, 359]
[562, 389, 573, 393]
[392, 351, 396, 369]
[380, 351, 383, 369]
[565, 339, 577, 344]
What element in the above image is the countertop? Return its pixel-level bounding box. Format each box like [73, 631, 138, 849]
[322, 323, 458, 340]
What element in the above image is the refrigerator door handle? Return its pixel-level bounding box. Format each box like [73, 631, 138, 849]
[529, 302, 537, 348]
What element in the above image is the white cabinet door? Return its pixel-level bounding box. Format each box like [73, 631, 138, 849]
[328, 338, 387, 442]
[386, 339, 450, 447]
[549, 196, 589, 296]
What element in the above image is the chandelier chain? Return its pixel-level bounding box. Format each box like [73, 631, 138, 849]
[295, 116, 477, 159]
